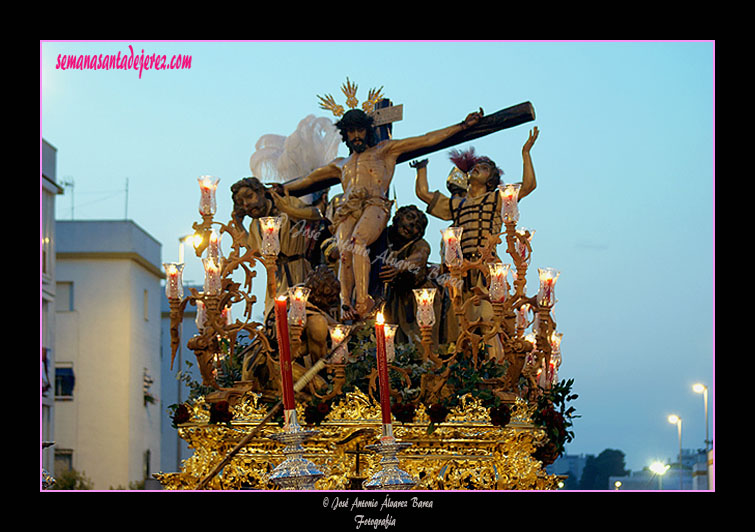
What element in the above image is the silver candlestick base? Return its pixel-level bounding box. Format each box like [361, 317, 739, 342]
[363, 424, 416, 490]
[268, 409, 324, 490]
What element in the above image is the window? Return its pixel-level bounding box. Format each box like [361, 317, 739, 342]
[42, 348, 52, 397]
[143, 449, 152, 480]
[143, 289, 149, 321]
[54, 449, 73, 478]
[56, 282, 74, 312]
[55, 366, 75, 399]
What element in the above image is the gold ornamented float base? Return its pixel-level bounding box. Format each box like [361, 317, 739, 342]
[155, 389, 560, 491]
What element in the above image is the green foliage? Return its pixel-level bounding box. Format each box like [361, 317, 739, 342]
[176, 360, 215, 402]
[579, 449, 629, 490]
[531, 378, 579, 458]
[51, 469, 94, 490]
[443, 352, 507, 410]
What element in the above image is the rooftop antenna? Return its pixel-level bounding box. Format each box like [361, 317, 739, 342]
[61, 178, 74, 220]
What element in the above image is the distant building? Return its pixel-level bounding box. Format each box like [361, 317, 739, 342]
[54, 220, 163, 489]
[159, 286, 202, 476]
[42, 139, 64, 478]
[609, 448, 711, 491]
[547, 453, 589, 489]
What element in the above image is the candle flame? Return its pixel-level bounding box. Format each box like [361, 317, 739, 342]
[376, 311, 385, 325]
[276, 295, 287, 302]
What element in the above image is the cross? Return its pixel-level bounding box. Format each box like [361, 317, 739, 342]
[283, 101, 536, 197]
[345, 441, 367, 478]
[371, 98, 403, 142]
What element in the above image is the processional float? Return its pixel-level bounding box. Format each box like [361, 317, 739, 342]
[156, 82, 576, 491]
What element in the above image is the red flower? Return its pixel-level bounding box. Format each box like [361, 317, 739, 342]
[427, 404, 450, 424]
[490, 404, 512, 427]
[533, 440, 560, 466]
[391, 402, 416, 423]
[172, 403, 192, 427]
[209, 401, 233, 424]
[304, 402, 331, 425]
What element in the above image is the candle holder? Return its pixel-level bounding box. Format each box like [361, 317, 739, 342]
[537, 267, 560, 308]
[198, 176, 220, 217]
[515, 228, 534, 264]
[499, 183, 521, 223]
[195, 300, 206, 331]
[268, 409, 324, 490]
[202, 257, 222, 295]
[413, 288, 439, 365]
[384, 324, 398, 363]
[329, 324, 351, 364]
[286, 286, 310, 360]
[287, 285, 310, 327]
[548, 332, 563, 385]
[441, 226, 464, 268]
[207, 227, 222, 265]
[163, 262, 185, 300]
[363, 424, 416, 490]
[488, 262, 510, 303]
[259, 215, 284, 256]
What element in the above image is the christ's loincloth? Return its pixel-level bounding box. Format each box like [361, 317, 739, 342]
[331, 187, 394, 227]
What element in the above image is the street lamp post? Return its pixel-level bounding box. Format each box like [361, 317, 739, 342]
[667, 414, 683, 489]
[649, 461, 670, 490]
[693, 383, 710, 452]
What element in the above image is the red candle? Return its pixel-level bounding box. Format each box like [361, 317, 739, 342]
[374, 312, 392, 425]
[274, 295, 296, 411]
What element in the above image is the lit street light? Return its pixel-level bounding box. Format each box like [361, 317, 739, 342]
[649, 461, 670, 490]
[693, 383, 711, 452]
[178, 233, 202, 264]
[667, 414, 683, 489]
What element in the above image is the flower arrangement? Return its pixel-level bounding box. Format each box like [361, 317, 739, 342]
[167, 318, 578, 464]
[530, 378, 579, 465]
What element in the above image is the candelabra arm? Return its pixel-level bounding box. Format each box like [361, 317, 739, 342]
[191, 213, 215, 258]
[168, 297, 190, 370]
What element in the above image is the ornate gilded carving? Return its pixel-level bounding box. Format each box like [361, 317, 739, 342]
[155, 389, 560, 491]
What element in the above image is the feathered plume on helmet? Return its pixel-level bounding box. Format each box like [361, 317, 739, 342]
[448, 147, 480, 173]
[446, 147, 479, 192]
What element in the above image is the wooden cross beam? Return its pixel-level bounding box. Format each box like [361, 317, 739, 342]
[283, 101, 535, 197]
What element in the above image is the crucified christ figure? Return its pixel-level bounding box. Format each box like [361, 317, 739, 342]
[279, 107, 483, 319]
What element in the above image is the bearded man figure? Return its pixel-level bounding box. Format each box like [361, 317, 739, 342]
[376, 205, 442, 348]
[230, 176, 324, 314]
[279, 108, 483, 320]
